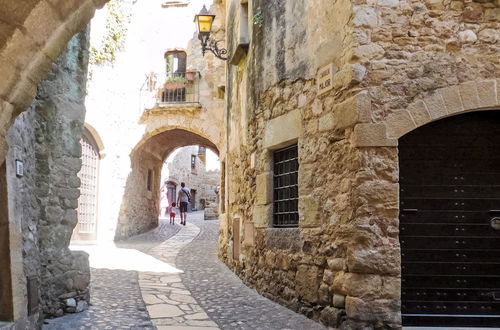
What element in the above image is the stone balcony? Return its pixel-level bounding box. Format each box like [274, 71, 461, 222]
[139, 71, 202, 122]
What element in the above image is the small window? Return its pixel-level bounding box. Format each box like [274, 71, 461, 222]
[165, 50, 187, 76]
[147, 169, 153, 191]
[191, 155, 197, 170]
[273, 144, 299, 227]
[218, 86, 225, 99]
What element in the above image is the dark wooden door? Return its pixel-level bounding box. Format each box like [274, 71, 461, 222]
[399, 111, 500, 327]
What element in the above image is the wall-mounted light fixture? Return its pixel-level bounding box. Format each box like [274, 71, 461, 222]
[194, 5, 228, 61]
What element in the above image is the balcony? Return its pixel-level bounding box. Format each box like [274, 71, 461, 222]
[140, 71, 202, 118]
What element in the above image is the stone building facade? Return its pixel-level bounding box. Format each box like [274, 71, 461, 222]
[220, 0, 500, 329]
[163, 146, 220, 219]
[80, 0, 225, 241]
[0, 0, 499, 328]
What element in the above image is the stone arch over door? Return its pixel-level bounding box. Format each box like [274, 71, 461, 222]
[399, 110, 500, 327]
[352, 79, 500, 147]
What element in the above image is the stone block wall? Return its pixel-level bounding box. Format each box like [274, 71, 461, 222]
[221, 0, 499, 328]
[5, 28, 91, 327]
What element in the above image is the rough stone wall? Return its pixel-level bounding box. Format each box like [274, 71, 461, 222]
[222, 0, 499, 328]
[5, 28, 91, 325]
[356, 0, 499, 122]
[166, 146, 220, 218]
[115, 152, 161, 240]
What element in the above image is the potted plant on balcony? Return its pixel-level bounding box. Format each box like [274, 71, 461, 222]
[185, 70, 197, 81]
[164, 76, 189, 90]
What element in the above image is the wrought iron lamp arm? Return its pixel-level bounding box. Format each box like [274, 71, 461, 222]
[201, 38, 228, 61]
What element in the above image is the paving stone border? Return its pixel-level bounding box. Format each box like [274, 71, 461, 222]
[138, 222, 219, 330]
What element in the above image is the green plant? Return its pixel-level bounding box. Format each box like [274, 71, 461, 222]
[89, 0, 131, 66]
[252, 8, 264, 27]
[164, 76, 190, 85]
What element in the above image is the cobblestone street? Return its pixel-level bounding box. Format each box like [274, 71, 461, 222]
[44, 212, 325, 330]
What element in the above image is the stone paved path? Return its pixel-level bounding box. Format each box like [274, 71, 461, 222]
[178, 217, 325, 330]
[43, 268, 153, 329]
[44, 212, 325, 330]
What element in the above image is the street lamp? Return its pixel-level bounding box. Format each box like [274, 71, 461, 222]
[194, 5, 228, 61]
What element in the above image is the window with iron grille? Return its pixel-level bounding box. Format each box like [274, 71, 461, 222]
[273, 144, 299, 227]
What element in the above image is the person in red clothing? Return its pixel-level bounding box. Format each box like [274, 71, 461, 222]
[169, 202, 177, 225]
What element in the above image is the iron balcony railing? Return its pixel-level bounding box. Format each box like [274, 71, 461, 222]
[140, 71, 200, 111]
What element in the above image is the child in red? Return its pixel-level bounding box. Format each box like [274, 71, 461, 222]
[169, 202, 176, 225]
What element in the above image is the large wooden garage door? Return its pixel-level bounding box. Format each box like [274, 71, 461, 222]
[400, 111, 500, 327]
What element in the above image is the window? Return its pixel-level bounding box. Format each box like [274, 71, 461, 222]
[165, 50, 187, 76]
[147, 169, 153, 191]
[273, 145, 299, 227]
[191, 155, 197, 174]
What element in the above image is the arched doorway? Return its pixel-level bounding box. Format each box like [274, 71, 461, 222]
[166, 181, 177, 205]
[72, 129, 101, 242]
[399, 111, 500, 327]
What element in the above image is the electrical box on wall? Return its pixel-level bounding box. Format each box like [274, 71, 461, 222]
[15, 160, 24, 177]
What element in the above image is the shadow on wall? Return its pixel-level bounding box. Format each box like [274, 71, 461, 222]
[115, 128, 218, 240]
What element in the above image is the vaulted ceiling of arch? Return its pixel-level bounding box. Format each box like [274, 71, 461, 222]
[135, 128, 219, 162]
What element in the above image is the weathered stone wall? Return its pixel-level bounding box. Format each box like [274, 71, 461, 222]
[5, 28, 91, 326]
[222, 0, 499, 328]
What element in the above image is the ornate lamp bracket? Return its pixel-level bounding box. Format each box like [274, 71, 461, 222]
[201, 38, 228, 61]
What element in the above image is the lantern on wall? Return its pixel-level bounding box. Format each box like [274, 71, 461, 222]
[194, 5, 228, 60]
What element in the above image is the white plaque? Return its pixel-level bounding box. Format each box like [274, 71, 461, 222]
[317, 63, 336, 96]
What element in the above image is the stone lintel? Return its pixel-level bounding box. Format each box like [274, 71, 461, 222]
[262, 109, 301, 150]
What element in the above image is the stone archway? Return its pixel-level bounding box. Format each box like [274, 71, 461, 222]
[352, 79, 500, 147]
[0, 0, 109, 165]
[347, 79, 500, 326]
[115, 128, 219, 240]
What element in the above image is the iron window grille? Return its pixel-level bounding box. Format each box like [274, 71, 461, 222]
[273, 144, 299, 227]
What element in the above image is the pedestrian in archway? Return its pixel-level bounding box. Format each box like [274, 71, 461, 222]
[177, 182, 191, 226]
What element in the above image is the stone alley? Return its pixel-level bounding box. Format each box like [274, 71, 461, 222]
[43, 212, 325, 330]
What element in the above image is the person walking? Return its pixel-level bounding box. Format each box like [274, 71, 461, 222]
[177, 182, 191, 226]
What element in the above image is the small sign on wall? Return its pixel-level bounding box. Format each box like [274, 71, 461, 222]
[15, 159, 24, 177]
[317, 63, 336, 96]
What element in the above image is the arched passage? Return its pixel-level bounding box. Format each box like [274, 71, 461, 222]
[115, 128, 219, 240]
[399, 110, 500, 327]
